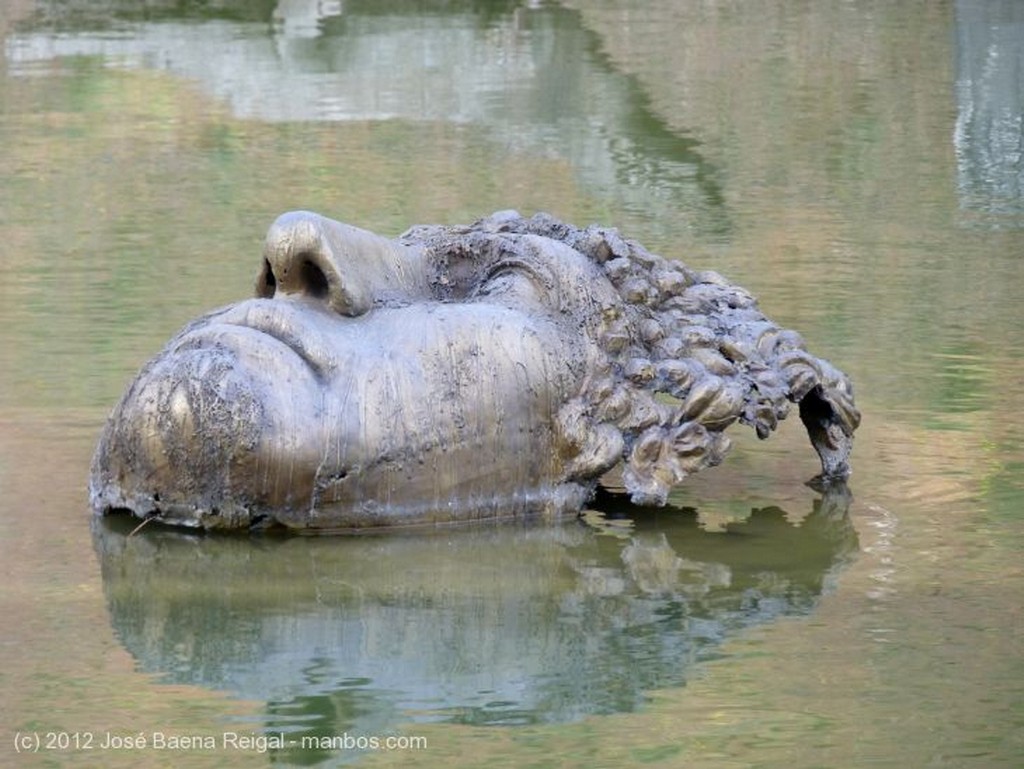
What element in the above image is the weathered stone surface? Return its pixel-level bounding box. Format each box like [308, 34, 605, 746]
[90, 211, 860, 530]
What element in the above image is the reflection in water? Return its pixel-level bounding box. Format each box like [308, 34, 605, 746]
[954, 0, 1024, 226]
[94, 490, 856, 761]
[6, 0, 727, 235]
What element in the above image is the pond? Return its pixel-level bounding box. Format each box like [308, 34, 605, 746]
[1, 1, 1022, 767]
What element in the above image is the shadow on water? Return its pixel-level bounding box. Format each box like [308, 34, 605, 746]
[92, 488, 856, 761]
[8, 0, 729, 237]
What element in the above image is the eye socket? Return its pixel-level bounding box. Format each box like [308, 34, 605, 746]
[474, 258, 555, 308]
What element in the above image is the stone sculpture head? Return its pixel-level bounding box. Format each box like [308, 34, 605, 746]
[90, 211, 860, 530]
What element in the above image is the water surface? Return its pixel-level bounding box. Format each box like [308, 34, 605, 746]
[1, 1, 1022, 767]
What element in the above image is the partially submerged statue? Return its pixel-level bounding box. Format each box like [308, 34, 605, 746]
[90, 211, 860, 530]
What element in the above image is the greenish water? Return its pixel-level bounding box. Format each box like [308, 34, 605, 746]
[1, 1, 1022, 767]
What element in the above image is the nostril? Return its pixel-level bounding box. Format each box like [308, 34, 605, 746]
[300, 259, 329, 299]
[257, 254, 331, 303]
[255, 258, 277, 299]
[263, 259, 276, 293]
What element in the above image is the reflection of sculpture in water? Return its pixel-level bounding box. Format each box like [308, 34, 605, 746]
[94, 489, 857, 744]
[90, 211, 860, 530]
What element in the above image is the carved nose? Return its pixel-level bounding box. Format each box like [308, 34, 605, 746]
[256, 211, 372, 316]
[256, 211, 430, 317]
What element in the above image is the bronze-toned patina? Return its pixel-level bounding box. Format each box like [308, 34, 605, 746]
[90, 211, 860, 530]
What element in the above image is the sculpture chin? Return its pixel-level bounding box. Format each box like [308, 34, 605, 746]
[91, 210, 860, 531]
[89, 317, 322, 529]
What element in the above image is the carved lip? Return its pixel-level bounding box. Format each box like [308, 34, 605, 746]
[197, 299, 341, 378]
